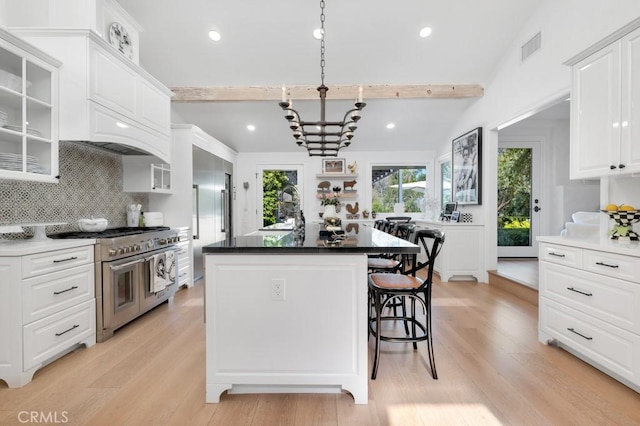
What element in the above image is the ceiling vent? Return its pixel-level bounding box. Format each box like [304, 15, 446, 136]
[521, 31, 542, 61]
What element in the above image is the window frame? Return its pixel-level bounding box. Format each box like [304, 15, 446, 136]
[370, 162, 431, 215]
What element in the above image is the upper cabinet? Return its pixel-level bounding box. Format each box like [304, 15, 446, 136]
[122, 156, 171, 193]
[569, 25, 640, 179]
[0, 28, 60, 183]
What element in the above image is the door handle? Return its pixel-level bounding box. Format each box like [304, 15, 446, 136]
[110, 258, 144, 271]
[193, 184, 200, 240]
[534, 206, 541, 212]
[221, 189, 227, 233]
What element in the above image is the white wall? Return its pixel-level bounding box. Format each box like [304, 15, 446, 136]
[440, 0, 640, 273]
[235, 150, 435, 236]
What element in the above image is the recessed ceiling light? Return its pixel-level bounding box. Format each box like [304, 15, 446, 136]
[386, 123, 396, 129]
[246, 124, 256, 132]
[313, 28, 324, 40]
[208, 30, 221, 41]
[419, 27, 432, 38]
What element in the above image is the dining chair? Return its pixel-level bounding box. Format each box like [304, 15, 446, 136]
[368, 228, 445, 380]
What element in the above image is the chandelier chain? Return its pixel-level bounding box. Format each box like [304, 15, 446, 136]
[278, 0, 365, 156]
[320, 0, 325, 86]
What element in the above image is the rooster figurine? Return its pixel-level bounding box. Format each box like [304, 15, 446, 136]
[347, 161, 357, 174]
[346, 202, 359, 214]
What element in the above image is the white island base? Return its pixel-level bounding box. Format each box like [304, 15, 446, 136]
[205, 253, 369, 404]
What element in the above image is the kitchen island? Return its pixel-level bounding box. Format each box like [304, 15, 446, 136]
[202, 224, 418, 404]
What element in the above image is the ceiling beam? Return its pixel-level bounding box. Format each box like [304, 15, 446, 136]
[169, 84, 484, 102]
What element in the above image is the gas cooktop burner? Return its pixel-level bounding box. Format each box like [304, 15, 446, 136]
[49, 226, 171, 239]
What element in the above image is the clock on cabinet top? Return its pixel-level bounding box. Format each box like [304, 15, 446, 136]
[108, 22, 133, 60]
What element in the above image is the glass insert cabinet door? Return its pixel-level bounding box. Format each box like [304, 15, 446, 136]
[0, 29, 59, 182]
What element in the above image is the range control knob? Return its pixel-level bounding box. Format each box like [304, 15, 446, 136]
[133, 244, 141, 251]
[159, 239, 167, 245]
[108, 248, 117, 257]
[147, 239, 154, 249]
[117, 248, 124, 255]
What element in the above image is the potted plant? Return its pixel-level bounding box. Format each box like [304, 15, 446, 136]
[321, 192, 342, 216]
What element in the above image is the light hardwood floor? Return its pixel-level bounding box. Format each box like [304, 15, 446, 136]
[2, 278, 640, 425]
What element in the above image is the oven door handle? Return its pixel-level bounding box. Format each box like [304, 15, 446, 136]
[109, 258, 144, 271]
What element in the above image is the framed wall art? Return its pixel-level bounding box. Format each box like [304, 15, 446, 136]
[322, 158, 346, 174]
[452, 127, 482, 205]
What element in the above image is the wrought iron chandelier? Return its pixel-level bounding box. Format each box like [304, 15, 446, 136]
[278, 0, 366, 157]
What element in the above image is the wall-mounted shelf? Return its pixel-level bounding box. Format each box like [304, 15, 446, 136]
[316, 173, 358, 179]
[316, 192, 357, 199]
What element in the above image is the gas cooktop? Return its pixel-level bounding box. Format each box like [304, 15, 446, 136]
[49, 226, 171, 239]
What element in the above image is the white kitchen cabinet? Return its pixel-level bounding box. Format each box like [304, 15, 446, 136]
[11, 29, 173, 163]
[538, 238, 640, 392]
[122, 155, 171, 193]
[415, 220, 484, 282]
[569, 25, 640, 179]
[175, 227, 193, 288]
[0, 28, 60, 183]
[0, 240, 96, 388]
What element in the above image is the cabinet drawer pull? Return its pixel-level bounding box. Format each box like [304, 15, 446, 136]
[53, 256, 78, 263]
[567, 287, 592, 297]
[595, 261, 619, 269]
[548, 252, 565, 258]
[567, 327, 593, 340]
[55, 324, 80, 337]
[53, 286, 79, 295]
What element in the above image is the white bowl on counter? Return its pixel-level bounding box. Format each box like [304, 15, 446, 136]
[78, 218, 108, 232]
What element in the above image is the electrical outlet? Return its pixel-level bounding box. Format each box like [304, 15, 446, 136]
[271, 278, 285, 301]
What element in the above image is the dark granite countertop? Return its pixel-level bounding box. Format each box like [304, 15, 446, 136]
[202, 223, 419, 254]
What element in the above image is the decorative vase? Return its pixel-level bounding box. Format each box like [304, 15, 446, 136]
[324, 205, 338, 218]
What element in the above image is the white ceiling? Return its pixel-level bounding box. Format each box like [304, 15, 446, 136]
[117, 0, 543, 154]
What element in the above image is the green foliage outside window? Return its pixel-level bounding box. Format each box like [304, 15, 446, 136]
[372, 167, 426, 213]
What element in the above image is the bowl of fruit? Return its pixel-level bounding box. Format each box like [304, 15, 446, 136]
[602, 204, 640, 240]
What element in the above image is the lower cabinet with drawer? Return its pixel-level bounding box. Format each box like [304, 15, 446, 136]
[0, 241, 96, 388]
[175, 227, 193, 288]
[538, 238, 640, 392]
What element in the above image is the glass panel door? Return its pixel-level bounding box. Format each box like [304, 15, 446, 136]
[497, 141, 541, 257]
[257, 164, 303, 228]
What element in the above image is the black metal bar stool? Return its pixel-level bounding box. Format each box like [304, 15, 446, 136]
[368, 228, 445, 380]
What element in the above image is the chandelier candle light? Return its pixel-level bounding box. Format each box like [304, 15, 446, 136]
[278, 0, 366, 157]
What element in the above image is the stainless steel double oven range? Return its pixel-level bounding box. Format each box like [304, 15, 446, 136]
[50, 227, 180, 342]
